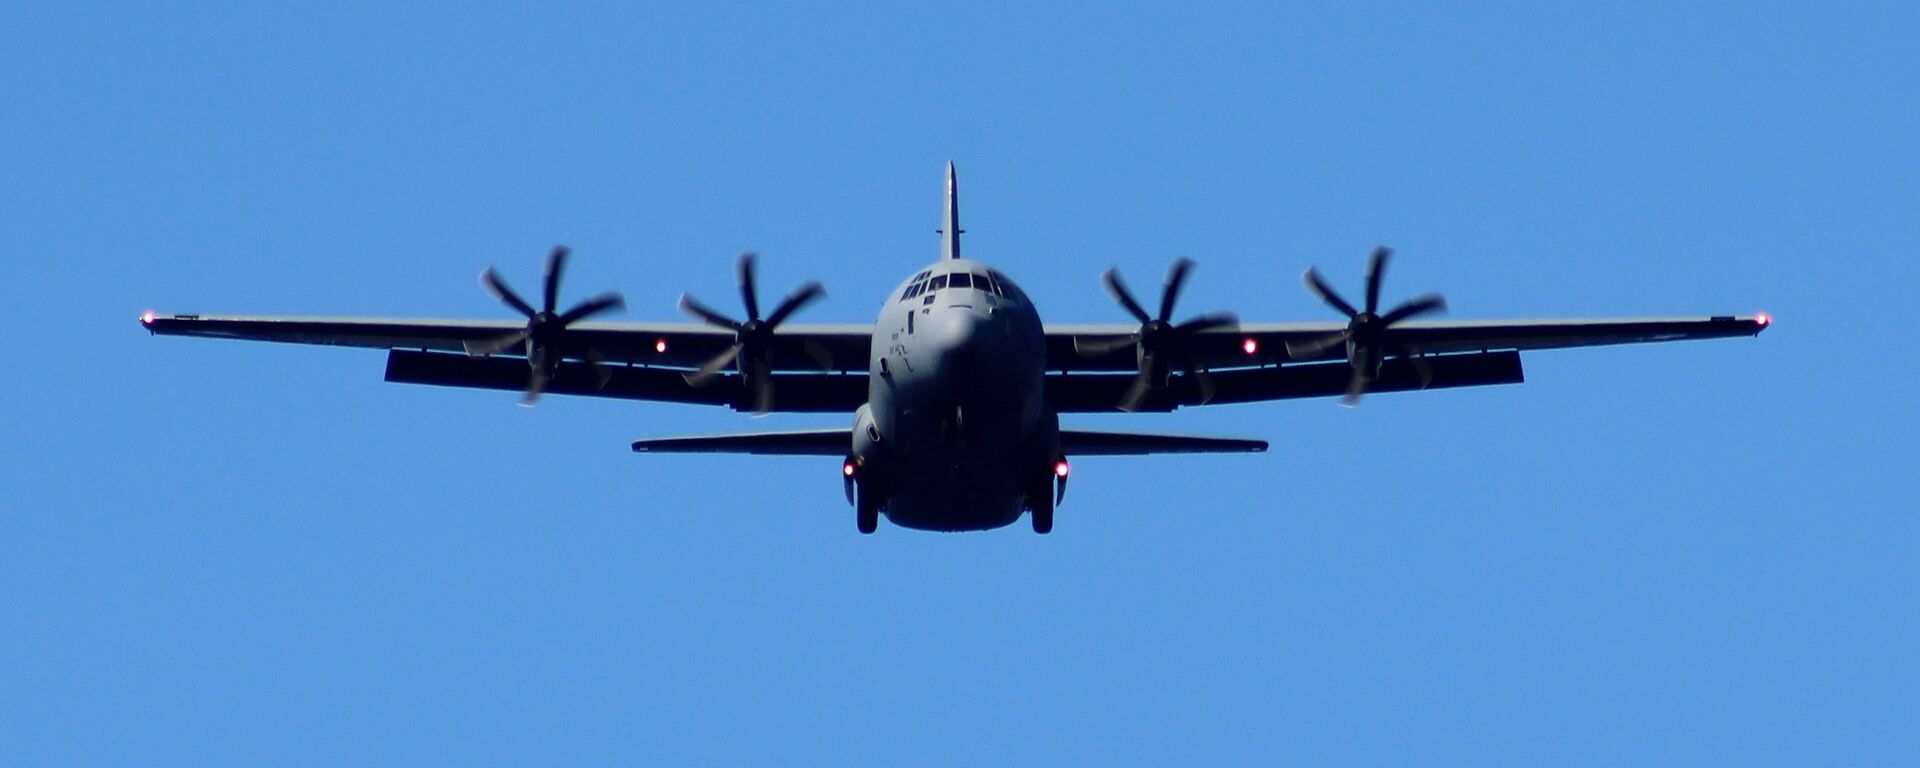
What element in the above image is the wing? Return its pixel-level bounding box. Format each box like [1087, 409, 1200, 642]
[631, 428, 851, 455]
[623, 427, 1263, 456]
[1046, 315, 1767, 411]
[1049, 351, 1524, 411]
[141, 314, 872, 412]
[1059, 429, 1266, 455]
[1048, 315, 1769, 370]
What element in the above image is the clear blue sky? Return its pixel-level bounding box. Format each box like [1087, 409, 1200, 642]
[4, 2, 1915, 764]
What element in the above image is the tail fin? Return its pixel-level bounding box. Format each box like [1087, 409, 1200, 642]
[940, 161, 962, 260]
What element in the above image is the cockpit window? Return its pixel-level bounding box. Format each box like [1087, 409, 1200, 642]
[914, 270, 932, 282]
[948, 272, 972, 290]
[974, 272, 997, 296]
[927, 274, 948, 291]
[989, 270, 1024, 303]
[900, 282, 921, 302]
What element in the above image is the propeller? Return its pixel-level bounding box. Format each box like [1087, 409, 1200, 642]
[474, 245, 625, 405]
[1288, 246, 1446, 406]
[1077, 257, 1237, 411]
[678, 252, 826, 414]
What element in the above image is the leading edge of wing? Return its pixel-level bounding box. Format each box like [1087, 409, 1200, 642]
[1059, 428, 1267, 455]
[142, 313, 875, 371]
[631, 428, 852, 455]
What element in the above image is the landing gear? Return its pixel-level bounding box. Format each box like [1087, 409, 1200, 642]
[855, 484, 881, 534]
[1029, 474, 1059, 533]
[1030, 458, 1065, 534]
[1030, 491, 1053, 534]
[845, 455, 883, 534]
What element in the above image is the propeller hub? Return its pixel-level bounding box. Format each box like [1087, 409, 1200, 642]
[1092, 258, 1237, 411]
[678, 252, 827, 413]
[1297, 246, 1447, 406]
[476, 245, 626, 405]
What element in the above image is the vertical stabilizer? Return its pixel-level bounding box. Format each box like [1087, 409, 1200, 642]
[940, 161, 962, 260]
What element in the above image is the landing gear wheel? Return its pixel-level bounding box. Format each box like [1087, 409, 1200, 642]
[855, 486, 880, 534]
[1030, 490, 1054, 535]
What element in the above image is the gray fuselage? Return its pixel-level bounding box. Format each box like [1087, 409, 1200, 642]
[853, 258, 1056, 531]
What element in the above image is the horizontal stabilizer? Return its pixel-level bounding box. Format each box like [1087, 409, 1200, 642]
[631, 428, 851, 455]
[1060, 429, 1266, 455]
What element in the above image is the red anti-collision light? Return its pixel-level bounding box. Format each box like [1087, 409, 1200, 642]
[1756, 313, 1771, 327]
[1242, 337, 1259, 355]
[842, 461, 856, 477]
[1053, 460, 1070, 478]
[654, 338, 668, 353]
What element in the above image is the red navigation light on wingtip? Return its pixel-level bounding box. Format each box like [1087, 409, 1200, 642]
[140, 310, 156, 325]
[1242, 337, 1258, 355]
[654, 338, 668, 354]
[1053, 459, 1070, 478]
[1756, 312, 1771, 327]
[842, 461, 856, 477]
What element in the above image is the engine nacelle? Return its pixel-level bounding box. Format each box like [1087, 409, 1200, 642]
[843, 403, 889, 507]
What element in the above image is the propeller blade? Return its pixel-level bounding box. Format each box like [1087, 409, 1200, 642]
[543, 245, 569, 314]
[1117, 368, 1155, 413]
[1074, 334, 1141, 357]
[1102, 268, 1153, 324]
[1378, 293, 1447, 326]
[481, 268, 538, 318]
[1285, 332, 1348, 359]
[684, 343, 744, 387]
[736, 252, 761, 321]
[763, 281, 825, 328]
[1173, 312, 1238, 335]
[1364, 246, 1390, 315]
[749, 370, 776, 415]
[584, 348, 613, 389]
[802, 340, 836, 371]
[1158, 257, 1195, 323]
[1303, 267, 1359, 319]
[1185, 363, 1218, 405]
[1402, 349, 1436, 389]
[467, 329, 530, 357]
[557, 292, 626, 325]
[519, 374, 547, 406]
[1340, 369, 1370, 408]
[521, 346, 552, 406]
[678, 294, 743, 331]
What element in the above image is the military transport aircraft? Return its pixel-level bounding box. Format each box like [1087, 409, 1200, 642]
[140, 163, 1769, 534]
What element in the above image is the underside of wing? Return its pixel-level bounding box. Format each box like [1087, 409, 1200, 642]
[142, 314, 873, 371]
[1045, 313, 1761, 410]
[142, 314, 873, 410]
[1049, 315, 1768, 372]
[630, 428, 852, 455]
[1048, 351, 1525, 412]
[1059, 428, 1266, 455]
[384, 350, 867, 412]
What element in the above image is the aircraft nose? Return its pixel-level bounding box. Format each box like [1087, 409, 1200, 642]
[932, 308, 988, 367]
